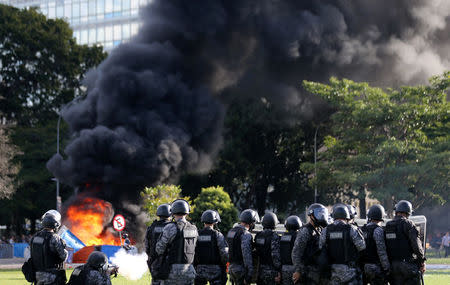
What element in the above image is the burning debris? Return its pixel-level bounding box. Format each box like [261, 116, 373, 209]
[47, 0, 450, 244]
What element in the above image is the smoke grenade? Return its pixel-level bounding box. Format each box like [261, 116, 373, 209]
[47, 0, 449, 242]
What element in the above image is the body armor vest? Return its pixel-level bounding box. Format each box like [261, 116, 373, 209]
[385, 218, 414, 261]
[280, 231, 296, 265]
[361, 224, 380, 264]
[195, 228, 221, 265]
[326, 223, 358, 265]
[302, 224, 321, 265]
[146, 220, 170, 259]
[167, 222, 198, 265]
[255, 230, 274, 266]
[31, 230, 64, 271]
[227, 226, 245, 264]
[67, 265, 88, 285]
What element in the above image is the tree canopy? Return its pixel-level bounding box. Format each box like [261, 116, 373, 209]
[301, 72, 450, 215]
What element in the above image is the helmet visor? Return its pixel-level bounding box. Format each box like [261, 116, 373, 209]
[313, 207, 329, 224]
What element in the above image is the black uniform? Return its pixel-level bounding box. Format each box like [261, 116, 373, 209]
[361, 223, 390, 285]
[227, 225, 254, 285]
[280, 230, 296, 285]
[145, 219, 170, 285]
[31, 229, 67, 285]
[385, 215, 425, 285]
[254, 229, 281, 285]
[194, 227, 229, 285]
[67, 264, 112, 285]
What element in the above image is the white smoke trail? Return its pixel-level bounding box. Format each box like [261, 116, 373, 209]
[110, 248, 148, 280]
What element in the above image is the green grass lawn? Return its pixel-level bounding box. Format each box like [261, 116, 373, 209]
[1, 269, 449, 285]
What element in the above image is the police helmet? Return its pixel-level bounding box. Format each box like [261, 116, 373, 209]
[239, 209, 260, 225]
[285, 215, 302, 231]
[41, 214, 61, 230]
[42, 210, 61, 225]
[156, 204, 171, 217]
[332, 205, 350, 220]
[201, 210, 221, 224]
[171, 199, 190, 215]
[307, 203, 329, 227]
[87, 251, 108, 271]
[347, 205, 357, 219]
[367, 204, 386, 221]
[261, 212, 279, 229]
[394, 200, 413, 215]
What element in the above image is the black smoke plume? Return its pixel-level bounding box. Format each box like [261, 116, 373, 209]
[47, 0, 449, 242]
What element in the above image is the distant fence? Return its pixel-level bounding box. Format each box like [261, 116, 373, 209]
[0, 243, 29, 258]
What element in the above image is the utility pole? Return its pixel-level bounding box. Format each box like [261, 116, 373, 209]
[56, 114, 61, 212]
[314, 125, 319, 203]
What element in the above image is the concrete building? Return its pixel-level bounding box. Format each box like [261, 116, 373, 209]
[0, 0, 151, 50]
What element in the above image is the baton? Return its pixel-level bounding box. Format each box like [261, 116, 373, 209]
[420, 271, 424, 285]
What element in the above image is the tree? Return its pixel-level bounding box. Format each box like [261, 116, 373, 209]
[301, 72, 450, 215]
[191, 186, 238, 233]
[0, 125, 18, 199]
[141, 184, 193, 223]
[0, 4, 106, 234]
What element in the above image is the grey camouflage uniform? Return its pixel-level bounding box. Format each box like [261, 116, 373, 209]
[363, 222, 389, 285]
[228, 225, 254, 285]
[195, 228, 229, 285]
[319, 220, 366, 285]
[35, 230, 68, 285]
[85, 270, 112, 285]
[155, 217, 197, 285]
[257, 230, 281, 285]
[291, 224, 324, 285]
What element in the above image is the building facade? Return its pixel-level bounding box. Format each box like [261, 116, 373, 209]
[0, 0, 150, 50]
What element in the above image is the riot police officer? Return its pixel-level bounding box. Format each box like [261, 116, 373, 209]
[227, 209, 260, 285]
[346, 205, 359, 227]
[194, 210, 229, 285]
[155, 199, 198, 285]
[319, 205, 366, 285]
[361, 204, 390, 285]
[280, 215, 302, 285]
[145, 203, 171, 285]
[292, 203, 329, 284]
[255, 212, 281, 284]
[385, 200, 425, 285]
[31, 213, 67, 285]
[68, 251, 117, 285]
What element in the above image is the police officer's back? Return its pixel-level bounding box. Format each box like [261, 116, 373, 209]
[31, 213, 67, 285]
[279, 215, 301, 285]
[361, 204, 390, 285]
[227, 209, 259, 285]
[319, 205, 366, 285]
[292, 203, 329, 285]
[155, 199, 198, 285]
[385, 200, 426, 285]
[68, 251, 115, 285]
[194, 210, 229, 285]
[255, 212, 281, 285]
[145, 203, 171, 285]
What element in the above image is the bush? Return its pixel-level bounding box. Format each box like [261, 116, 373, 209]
[141, 184, 193, 223]
[191, 186, 238, 233]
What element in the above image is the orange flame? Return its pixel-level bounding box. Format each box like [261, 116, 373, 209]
[65, 197, 121, 246]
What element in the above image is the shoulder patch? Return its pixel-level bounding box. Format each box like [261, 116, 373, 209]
[154, 226, 164, 233]
[329, 232, 343, 239]
[184, 230, 198, 238]
[227, 231, 236, 239]
[33, 236, 45, 244]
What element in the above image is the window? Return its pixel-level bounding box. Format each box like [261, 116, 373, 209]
[64, 3, 71, 18]
[80, 29, 88, 44]
[105, 0, 113, 13]
[113, 24, 121, 41]
[131, 22, 139, 36]
[105, 25, 113, 41]
[72, 3, 79, 17]
[56, 5, 63, 17]
[122, 23, 130, 39]
[80, 1, 88, 16]
[139, 0, 146, 7]
[113, 40, 121, 47]
[88, 0, 95, 15]
[113, 0, 121, 12]
[96, 0, 104, 14]
[122, 0, 130, 11]
[130, 0, 138, 9]
[97, 27, 105, 43]
[89, 28, 96, 44]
